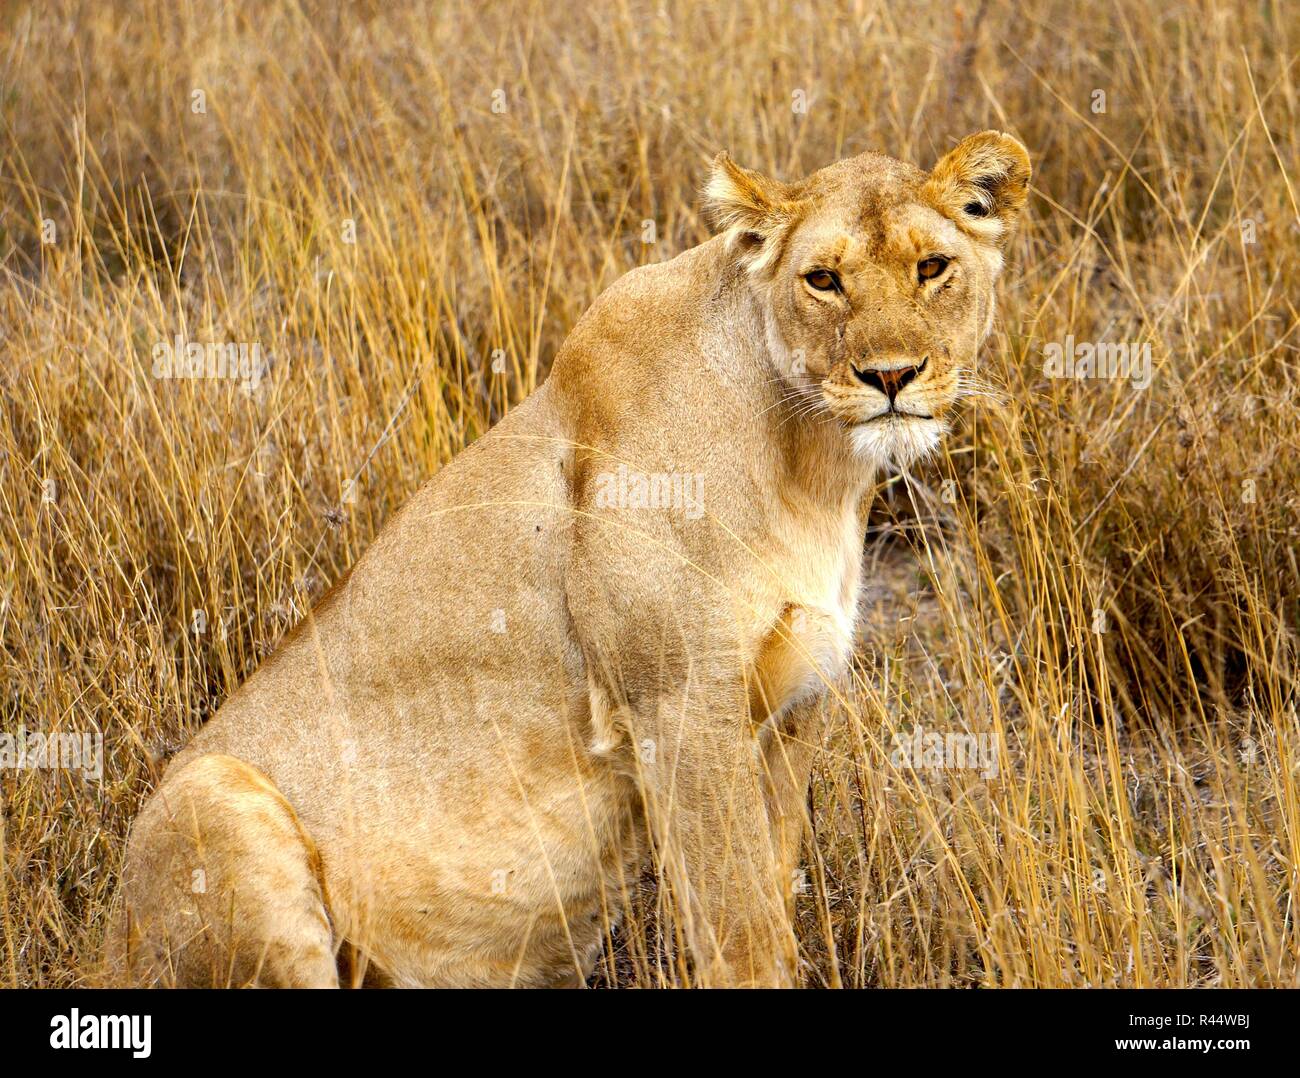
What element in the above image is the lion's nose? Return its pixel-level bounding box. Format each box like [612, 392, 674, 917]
[852, 356, 927, 402]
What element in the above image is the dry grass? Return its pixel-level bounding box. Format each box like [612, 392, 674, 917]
[1, 0, 1297, 987]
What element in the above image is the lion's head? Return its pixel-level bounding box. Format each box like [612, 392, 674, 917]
[705, 131, 1031, 467]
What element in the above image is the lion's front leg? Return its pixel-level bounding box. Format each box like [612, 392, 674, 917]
[759, 699, 825, 923]
[628, 688, 798, 987]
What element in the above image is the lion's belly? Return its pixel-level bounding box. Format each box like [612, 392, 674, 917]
[320, 751, 643, 988]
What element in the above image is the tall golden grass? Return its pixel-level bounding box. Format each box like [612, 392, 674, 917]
[1, 0, 1296, 987]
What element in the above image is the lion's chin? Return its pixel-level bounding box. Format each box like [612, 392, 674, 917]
[850, 414, 945, 470]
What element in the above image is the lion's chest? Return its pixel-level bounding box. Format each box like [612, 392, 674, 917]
[748, 501, 864, 721]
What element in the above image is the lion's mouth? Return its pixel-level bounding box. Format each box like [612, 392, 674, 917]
[863, 409, 934, 423]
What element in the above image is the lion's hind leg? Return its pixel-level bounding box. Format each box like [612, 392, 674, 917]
[112, 753, 338, 988]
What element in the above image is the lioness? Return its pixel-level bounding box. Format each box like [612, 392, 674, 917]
[109, 131, 1030, 987]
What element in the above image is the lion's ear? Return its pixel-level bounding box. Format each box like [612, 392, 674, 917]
[704, 152, 797, 271]
[923, 131, 1031, 246]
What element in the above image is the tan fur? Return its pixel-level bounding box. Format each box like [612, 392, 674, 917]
[108, 132, 1030, 987]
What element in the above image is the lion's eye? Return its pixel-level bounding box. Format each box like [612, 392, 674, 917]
[805, 269, 839, 292]
[917, 256, 950, 282]
[964, 201, 989, 218]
